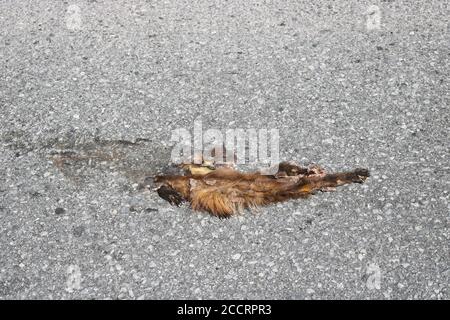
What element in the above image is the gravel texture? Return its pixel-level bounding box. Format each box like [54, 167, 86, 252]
[0, 0, 448, 299]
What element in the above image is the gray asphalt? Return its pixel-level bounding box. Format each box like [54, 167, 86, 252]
[0, 1, 448, 299]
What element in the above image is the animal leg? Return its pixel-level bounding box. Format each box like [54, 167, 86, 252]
[305, 168, 370, 192]
[156, 185, 185, 206]
[276, 161, 309, 176]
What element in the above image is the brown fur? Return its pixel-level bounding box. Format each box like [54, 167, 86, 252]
[151, 162, 369, 218]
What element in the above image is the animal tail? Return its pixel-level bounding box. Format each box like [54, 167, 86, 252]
[291, 168, 370, 194]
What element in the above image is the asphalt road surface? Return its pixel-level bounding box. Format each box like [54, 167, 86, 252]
[0, 1, 448, 299]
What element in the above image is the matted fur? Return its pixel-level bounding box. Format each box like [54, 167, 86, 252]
[151, 163, 369, 218]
